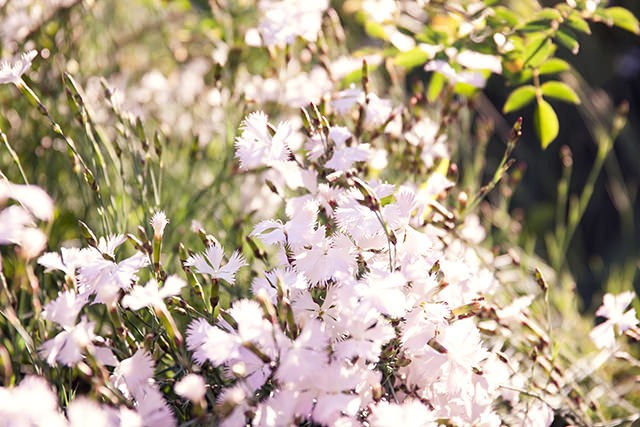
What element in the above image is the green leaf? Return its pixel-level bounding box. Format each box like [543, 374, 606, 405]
[364, 20, 388, 40]
[534, 99, 559, 149]
[533, 8, 563, 22]
[393, 47, 431, 70]
[427, 72, 446, 102]
[538, 58, 571, 75]
[503, 85, 537, 113]
[555, 29, 579, 54]
[492, 6, 520, 27]
[523, 36, 555, 68]
[541, 81, 580, 104]
[565, 11, 591, 34]
[604, 7, 640, 34]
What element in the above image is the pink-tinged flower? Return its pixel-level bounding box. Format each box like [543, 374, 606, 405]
[38, 247, 95, 280]
[122, 275, 185, 311]
[111, 350, 155, 399]
[78, 251, 149, 306]
[174, 374, 207, 403]
[251, 219, 287, 246]
[369, 399, 438, 427]
[0, 205, 47, 257]
[0, 180, 53, 221]
[135, 385, 176, 427]
[590, 291, 639, 349]
[425, 60, 487, 88]
[42, 290, 89, 328]
[0, 50, 37, 85]
[185, 244, 246, 284]
[67, 397, 114, 427]
[0, 376, 67, 427]
[39, 316, 95, 366]
[234, 111, 291, 170]
[187, 318, 241, 365]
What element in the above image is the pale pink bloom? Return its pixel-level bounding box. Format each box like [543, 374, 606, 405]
[331, 85, 364, 114]
[0, 376, 67, 427]
[358, 270, 409, 318]
[258, 0, 328, 46]
[235, 111, 291, 170]
[39, 316, 95, 366]
[0, 180, 53, 220]
[95, 234, 128, 258]
[590, 291, 638, 348]
[121, 275, 185, 311]
[0, 49, 37, 84]
[369, 399, 437, 427]
[251, 268, 308, 304]
[251, 219, 287, 246]
[0, 205, 47, 257]
[111, 350, 155, 399]
[325, 126, 371, 172]
[174, 374, 207, 403]
[184, 244, 246, 284]
[42, 290, 88, 328]
[187, 318, 241, 365]
[78, 251, 149, 306]
[38, 247, 94, 279]
[364, 93, 393, 128]
[67, 397, 114, 427]
[135, 385, 176, 427]
[293, 230, 356, 285]
[150, 211, 169, 239]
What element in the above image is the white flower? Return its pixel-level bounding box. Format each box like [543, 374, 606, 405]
[258, 0, 328, 46]
[185, 244, 246, 284]
[122, 275, 185, 311]
[425, 60, 487, 88]
[235, 111, 291, 170]
[0, 376, 67, 427]
[174, 374, 207, 403]
[38, 246, 94, 280]
[0, 50, 37, 85]
[111, 350, 156, 399]
[0, 180, 54, 221]
[42, 290, 89, 328]
[135, 385, 176, 427]
[78, 251, 150, 306]
[455, 50, 502, 74]
[39, 316, 95, 366]
[187, 318, 241, 365]
[293, 231, 356, 285]
[369, 399, 437, 427]
[590, 291, 638, 348]
[150, 211, 169, 239]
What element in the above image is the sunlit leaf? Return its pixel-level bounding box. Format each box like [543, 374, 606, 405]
[541, 81, 580, 104]
[538, 58, 571, 75]
[503, 85, 537, 113]
[534, 98, 559, 149]
[393, 47, 431, 70]
[604, 7, 640, 35]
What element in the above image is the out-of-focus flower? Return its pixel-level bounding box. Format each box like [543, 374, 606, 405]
[369, 399, 438, 427]
[111, 350, 155, 399]
[590, 291, 639, 348]
[184, 244, 246, 284]
[257, 0, 328, 46]
[42, 290, 88, 329]
[174, 374, 207, 403]
[0, 50, 37, 85]
[0, 376, 67, 427]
